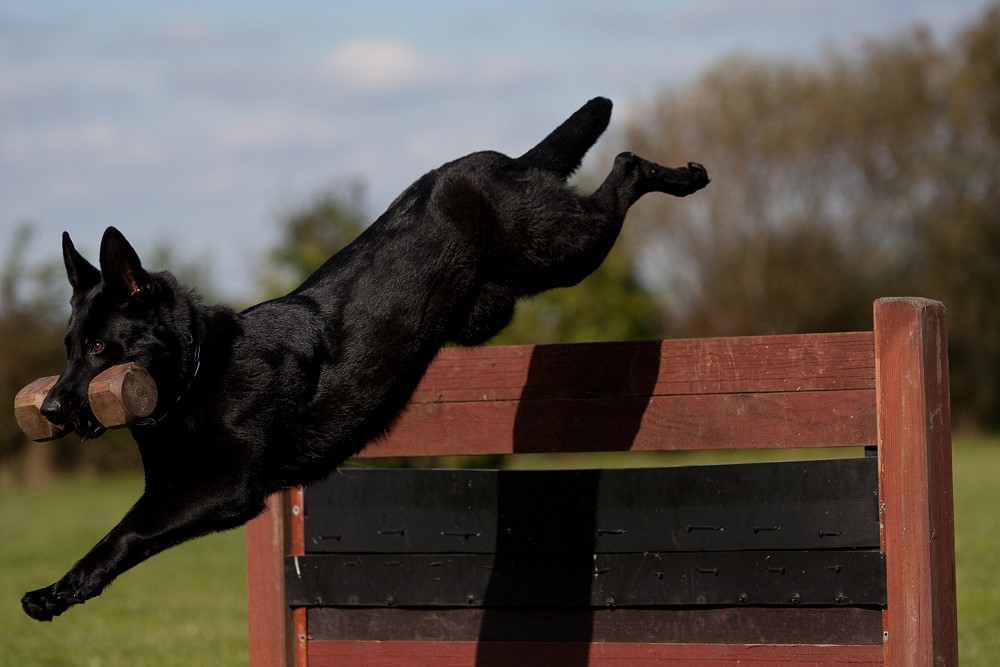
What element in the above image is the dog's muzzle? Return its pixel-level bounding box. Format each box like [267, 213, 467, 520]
[71, 406, 107, 440]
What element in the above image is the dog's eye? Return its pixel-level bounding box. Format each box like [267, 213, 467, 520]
[89, 339, 106, 355]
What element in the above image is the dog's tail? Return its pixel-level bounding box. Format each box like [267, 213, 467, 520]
[517, 97, 612, 178]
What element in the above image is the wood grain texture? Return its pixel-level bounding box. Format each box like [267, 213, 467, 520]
[246, 491, 300, 667]
[13, 375, 68, 441]
[874, 298, 957, 666]
[245, 493, 288, 667]
[289, 487, 307, 667]
[407, 333, 875, 403]
[363, 334, 877, 458]
[364, 389, 876, 457]
[88, 362, 157, 427]
[307, 640, 885, 666]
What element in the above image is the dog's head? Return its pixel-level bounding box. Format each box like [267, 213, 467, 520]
[42, 227, 183, 438]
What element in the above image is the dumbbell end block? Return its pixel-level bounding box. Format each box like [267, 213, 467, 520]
[88, 363, 158, 428]
[14, 363, 160, 441]
[14, 376, 70, 442]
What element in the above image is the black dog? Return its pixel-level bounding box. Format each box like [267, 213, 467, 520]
[22, 97, 708, 621]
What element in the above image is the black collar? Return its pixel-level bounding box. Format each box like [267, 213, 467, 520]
[137, 336, 202, 427]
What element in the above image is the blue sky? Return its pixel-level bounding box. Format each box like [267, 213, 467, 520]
[1, 0, 992, 300]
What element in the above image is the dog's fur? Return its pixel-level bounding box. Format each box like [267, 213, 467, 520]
[22, 97, 708, 621]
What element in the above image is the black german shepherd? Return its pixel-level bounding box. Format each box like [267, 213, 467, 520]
[22, 97, 708, 621]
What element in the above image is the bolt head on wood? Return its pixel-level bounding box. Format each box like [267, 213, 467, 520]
[88, 363, 158, 427]
[14, 375, 70, 442]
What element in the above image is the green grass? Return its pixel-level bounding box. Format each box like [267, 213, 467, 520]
[0, 476, 248, 667]
[952, 435, 1000, 666]
[1, 436, 998, 665]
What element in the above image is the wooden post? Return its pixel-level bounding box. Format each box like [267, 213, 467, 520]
[247, 489, 306, 667]
[874, 298, 958, 666]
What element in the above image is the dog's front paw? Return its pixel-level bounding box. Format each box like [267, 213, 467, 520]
[22, 585, 83, 621]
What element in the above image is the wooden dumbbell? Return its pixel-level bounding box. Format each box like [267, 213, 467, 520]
[13, 376, 68, 442]
[13, 363, 158, 442]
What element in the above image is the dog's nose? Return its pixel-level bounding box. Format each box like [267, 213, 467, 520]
[40, 397, 66, 424]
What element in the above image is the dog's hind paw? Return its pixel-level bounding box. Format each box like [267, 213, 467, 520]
[612, 152, 710, 198]
[650, 159, 711, 197]
[685, 162, 709, 184]
[21, 585, 82, 621]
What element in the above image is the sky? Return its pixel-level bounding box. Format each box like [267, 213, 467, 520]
[1, 0, 993, 301]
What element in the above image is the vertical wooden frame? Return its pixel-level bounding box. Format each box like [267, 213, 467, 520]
[289, 487, 307, 667]
[244, 297, 960, 666]
[247, 488, 306, 667]
[874, 298, 958, 666]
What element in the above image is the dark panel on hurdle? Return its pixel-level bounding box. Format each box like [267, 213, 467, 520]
[304, 606, 885, 645]
[287, 549, 885, 608]
[302, 458, 879, 554]
[288, 458, 884, 610]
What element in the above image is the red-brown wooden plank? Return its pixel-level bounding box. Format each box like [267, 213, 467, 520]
[246, 492, 295, 667]
[363, 389, 876, 457]
[408, 333, 874, 404]
[307, 640, 885, 666]
[288, 487, 307, 667]
[874, 298, 957, 666]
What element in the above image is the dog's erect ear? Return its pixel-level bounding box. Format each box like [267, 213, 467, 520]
[62, 232, 101, 295]
[99, 227, 153, 308]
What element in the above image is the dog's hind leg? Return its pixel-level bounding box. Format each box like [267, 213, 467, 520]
[514, 153, 709, 293]
[561, 153, 710, 282]
[450, 282, 516, 346]
[591, 152, 710, 218]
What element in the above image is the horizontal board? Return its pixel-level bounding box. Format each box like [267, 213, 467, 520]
[361, 334, 877, 458]
[363, 389, 876, 457]
[304, 459, 879, 554]
[410, 334, 876, 403]
[286, 550, 886, 608]
[307, 640, 885, 666]
[307, 606, 884, 644]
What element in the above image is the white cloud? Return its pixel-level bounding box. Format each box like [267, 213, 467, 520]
[218, 114, 341, 151]
[321, 38, 457, 92]
[158, 16, 212, 46]
[473, 57, 548, 91]
[313, 37, 550, 103]
[1, 123, 169, 168]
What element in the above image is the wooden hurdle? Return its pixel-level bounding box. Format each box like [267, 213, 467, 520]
[246, 297, 958, 666]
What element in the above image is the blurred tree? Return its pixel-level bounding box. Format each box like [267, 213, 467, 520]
[621, 4, 1000, 427]
[622, 42, 930, 334]
[912, 6, 1000, 427]
[260, 179, 368, 297]
[0, 224, 67, 482]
